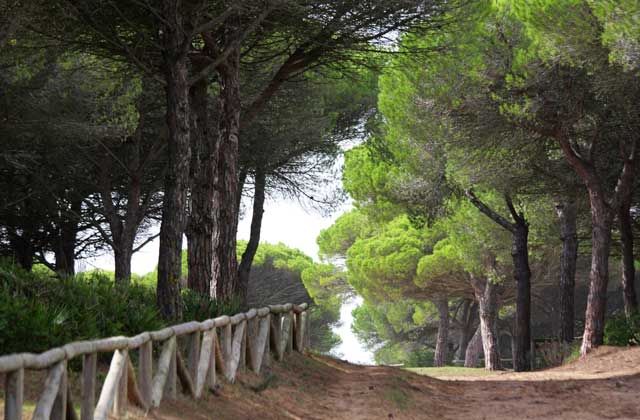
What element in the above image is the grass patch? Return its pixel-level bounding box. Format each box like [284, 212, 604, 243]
[406, 366, 497, 377]
[561, 343, 582, 365]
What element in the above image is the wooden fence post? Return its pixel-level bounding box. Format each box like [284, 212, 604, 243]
[287, 311, 294, 354]
[270, 313, 282, 360]
[195, 328, 215, 397]
[4, 368, 24, 420]
[113, 349, 128, 417]
[262, 314, 271, 368]
[164, 343, 177, 399]
[33, 360, 67, 420]
[139, 341, 153, 406]
[81, 353, 97, 420]
[188, 331, 201, 380]
[151, 337, 176, 408]
[94, 350, 127, 420]
[295, 311, 307, 352]
[50, 362, 68, 420]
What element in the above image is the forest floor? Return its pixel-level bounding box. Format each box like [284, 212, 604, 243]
[1, 345, 639, 419]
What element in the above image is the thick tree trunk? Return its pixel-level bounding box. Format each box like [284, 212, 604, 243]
[556, 196, 579, 342]
[238, 168, 266, 297]
[187, 73, 215, 296]
[433, 296, 449, 367]
[212, 47, 242, 302]
[512, 220, 532, 371]
[556, 136, 636, 356]
[457, 301, 478, 361]
[471, 276, 501, 371]
[619, 197, 638, 316]
[581, 195, 614, 354]
[455, 300, 472, 361]
[114, 239, 134, 285]
[157, 1, 191, 319]
[464, 325, 483, 368]
[54, 198, 81, 277]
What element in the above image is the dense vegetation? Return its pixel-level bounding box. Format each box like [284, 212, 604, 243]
[1, 0, 639, 371]
[0, 240, 341, 355]
[317, 0, 640, 369]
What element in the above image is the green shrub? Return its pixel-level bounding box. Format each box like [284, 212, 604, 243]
[406, 347, 435, 367]
[604, 312, 640, 346]
[0, 262, 251, 356]
[0, 263, 165, 354]
[181, 289, 241, 321]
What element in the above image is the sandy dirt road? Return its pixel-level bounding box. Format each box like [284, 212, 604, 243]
[3, 346, 639, 419]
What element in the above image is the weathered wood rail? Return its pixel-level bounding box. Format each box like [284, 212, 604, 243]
[0, 302, 309, 420]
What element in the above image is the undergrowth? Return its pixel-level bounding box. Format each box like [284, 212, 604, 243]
[0, 262, 238, 355]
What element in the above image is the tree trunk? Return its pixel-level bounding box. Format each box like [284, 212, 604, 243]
[619, 196, 638, 316]
[157, 1, 191, 319]
[512, 220, 532, 371]
[187, 71, 215, 296]
[456, 300, 477, 361]
[212, 46, 242, 302]
[555, 196, 579, 342]
[466, 191, 527, 370]
[464, 325, 483, 368]
[238, 168, 266, 298]
[471, 276, 501, 371]
[433, 296, 449, 367]
[114, 238, 134, 285]
[456, 299, 470, 361]
[9, 232, 33, 271]
[54, 198, 81, 277]
[581, 194, 614, 354]
[555, 135, 636, 356]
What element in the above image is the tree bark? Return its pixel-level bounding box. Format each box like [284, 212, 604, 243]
[157, 0, 191, 319]
[581, 193, 614, 354]
[619, 196, 638, 316]
[433, 296, 449, 367]
[187, 70, 215, 296]
[512, 219, 531, 371]
[555, 135, 636, 355]
[238, 167, 266, 297]
[98, 162, 143, 286]
[464, 325, 483, 368]
[466, 191, 529, 370]
[471, 275, 501, 371]
[212, 46, 242, 302]
[54, 198, 81, 277]
[456, 300, 477, 361]
[114, 244, 134, 284]
[555, 196, 578, 342]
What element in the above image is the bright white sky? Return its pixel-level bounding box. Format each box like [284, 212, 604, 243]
[87, 190, 375, 365]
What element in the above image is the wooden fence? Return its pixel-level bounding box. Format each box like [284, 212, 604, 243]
[0, 302, 309, 420]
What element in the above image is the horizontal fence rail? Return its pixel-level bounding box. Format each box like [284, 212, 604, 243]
[0, 302, 309, 420]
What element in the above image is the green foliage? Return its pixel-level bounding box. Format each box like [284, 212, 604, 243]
[317, 209, 374, 259]
[0, 262, 243, 355]
[181, 289, 241, 322]
[603, 312, 640, 346]
[0, 262, 163, 355]
[346, 215, 426, 301]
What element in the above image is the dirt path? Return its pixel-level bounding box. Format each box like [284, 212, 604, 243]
[3, 346, 639, 419]
[153, 346, 640, 420]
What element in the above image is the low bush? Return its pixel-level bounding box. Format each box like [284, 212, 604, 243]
[0, 262, 238, 355]
[181, 289, 241, 321]
[604, 311, 640, 346]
